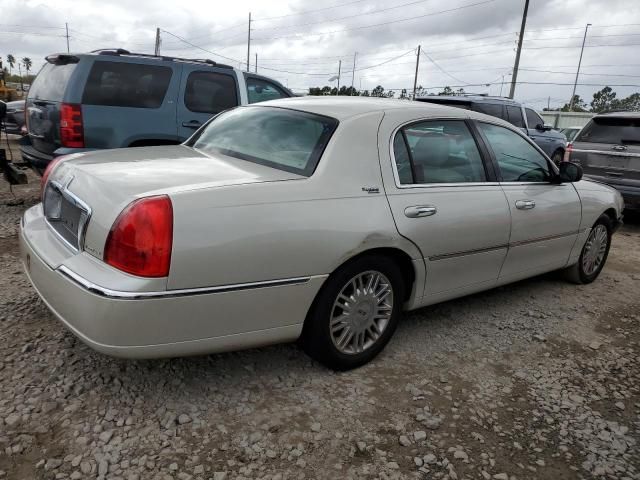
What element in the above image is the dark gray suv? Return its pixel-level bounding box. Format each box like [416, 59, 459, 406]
[21, 49, 292, 172]
[416, 95, 567, 163]
[567, 112, 640, 211]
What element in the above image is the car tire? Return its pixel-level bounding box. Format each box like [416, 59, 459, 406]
[563, 214, 612, 284]
[300, 255, 405, 370]
[551, 149, 563, 165]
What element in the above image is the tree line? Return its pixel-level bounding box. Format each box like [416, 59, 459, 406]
[0, 54, 35, 85]
[307, 85, 466, 98]
[546, 87, 639, 113]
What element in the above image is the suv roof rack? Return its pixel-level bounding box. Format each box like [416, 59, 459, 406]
[89, 49, 234, 69]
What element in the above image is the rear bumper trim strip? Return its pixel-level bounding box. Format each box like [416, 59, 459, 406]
[57, 265, 312, 300]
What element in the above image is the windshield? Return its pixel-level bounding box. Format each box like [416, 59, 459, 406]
[189, 106, 338, 177]
[576, 117, 640, 145]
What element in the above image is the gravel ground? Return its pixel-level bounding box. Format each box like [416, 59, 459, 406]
[0, 152, 639, 479]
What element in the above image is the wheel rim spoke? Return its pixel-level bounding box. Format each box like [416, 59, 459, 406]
[582, 225, 609, 275]
[329, 270, 394, 355]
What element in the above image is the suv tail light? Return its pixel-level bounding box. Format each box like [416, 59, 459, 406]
[104, 196, 173, 278]
[40, 156, 65, 200]
[563, 143, 573, 163]
[60, 103, 84, 148]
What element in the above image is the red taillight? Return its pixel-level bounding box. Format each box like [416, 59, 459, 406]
[104, 196, 173, 278]
[60, 103, 84, 148]
[563, 143, 573, 163]
[40, 156, 65, 199]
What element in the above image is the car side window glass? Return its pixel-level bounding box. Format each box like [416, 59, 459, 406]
[392, 132, 414, 184]
[185, 71, 238, 114]
[506, 106, 525, 128]
[393, 120, 486, 184]
[478, 122, 551, 182]
[82, 61, 172, 108]
[525, 108, 544, 129]
[246, 78, 289, 104]
[474, 103, 504, 120]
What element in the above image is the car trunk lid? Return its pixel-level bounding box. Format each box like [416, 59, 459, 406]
[44, 145, 304, 256]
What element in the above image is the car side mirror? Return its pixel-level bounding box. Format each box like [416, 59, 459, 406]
[536, 123, 552, 131]
[558, 161, 583, 183]
[0, 100, 6, 121]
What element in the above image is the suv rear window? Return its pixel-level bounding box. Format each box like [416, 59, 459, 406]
[506, 106, 525, 128]
[576, 117, 640, 145]
[82, 61, 172, 108]
[473, 103, 504, 119]
[189, 106, 338, 177]
[29, 63, 77, 102]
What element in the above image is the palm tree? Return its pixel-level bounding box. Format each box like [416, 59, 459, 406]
[7, 54, 15, 76]
[22, 57, 32, 77]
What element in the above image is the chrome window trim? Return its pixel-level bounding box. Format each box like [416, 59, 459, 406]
[57, 265, 314, 300]
[388, 117, 498, 190]
[43, 180, 92, 252]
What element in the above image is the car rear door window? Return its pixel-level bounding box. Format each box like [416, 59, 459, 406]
[525, 108, 544, 129]
[576, 117, 640, 145]
[478, 122, 551, 182]
[246, 77, 289, 104]
[393, 120, 486, 184]
[506, 106, 525, 128]
[185, 71, 238, 114]
[82, 61, 172, 108]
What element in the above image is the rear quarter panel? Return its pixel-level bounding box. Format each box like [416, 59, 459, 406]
[572, 179, 623, 230]
[167, 111, 422, 290]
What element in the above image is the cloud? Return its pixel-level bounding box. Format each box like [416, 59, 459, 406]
[0, 0, 638, 108]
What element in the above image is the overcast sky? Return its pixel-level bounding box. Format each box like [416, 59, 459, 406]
[1, 0, 639, 110]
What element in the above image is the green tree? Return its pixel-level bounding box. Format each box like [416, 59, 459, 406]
[560, 95, 588, 112]
[611, 93, 640, 111]
[590, 86, 617, 113]
[6, 54, 15, 75]
[371, 85, 385, 97]
[438, 86, 454, 96]
[22, 57, 32, 76]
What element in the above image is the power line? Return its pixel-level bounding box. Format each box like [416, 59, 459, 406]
[252, 0, 497, 41]
[421, 50, 471, 85]
[255, 0, 370, 21]
[160, 29, 243, 64]
[253, 0, 436, 31]
[519, 68, 640, 78]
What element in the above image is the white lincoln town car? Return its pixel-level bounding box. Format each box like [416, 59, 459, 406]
[20, 97, 623, 370]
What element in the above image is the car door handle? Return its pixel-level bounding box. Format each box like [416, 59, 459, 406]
[182, 120, 202, 129]
[515, 200, 536, 210]
[404, 205, 437, 218]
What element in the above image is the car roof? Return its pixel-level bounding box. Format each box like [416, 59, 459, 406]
[416, 95, 522, 106]
[255, 96, 486, 121]
[594, 111, 640, 119]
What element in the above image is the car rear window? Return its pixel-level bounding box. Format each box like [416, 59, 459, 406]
[29, 63, 77, 102]
[82, 61, 172, 108]
[506, 106, 525, 128]
[189, 106, 338, 177]
[576, 117, 640, 145]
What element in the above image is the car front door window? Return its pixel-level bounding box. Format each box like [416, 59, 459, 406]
[525, 108, 544, 130]
[478, 122, 551, 182]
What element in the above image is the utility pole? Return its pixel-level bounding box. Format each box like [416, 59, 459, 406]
[509, 0, 529, 99]
[412, 45, 421, 100]
[255, 53, 257, 73]
[569, 23, 591, 111]
[18, 62, 23, 92]
[336, 60, 341, 95]
[246, 12, 252, 72]
[154, 28, 161, 56]
[350, 52, 357, 95]
[65, 23, 70, 53]
[547, 96, 550, 110]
